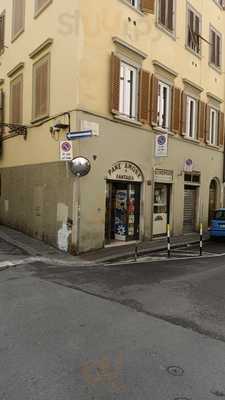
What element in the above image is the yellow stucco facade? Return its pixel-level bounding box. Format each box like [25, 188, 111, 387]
[0, 0, 224, 253]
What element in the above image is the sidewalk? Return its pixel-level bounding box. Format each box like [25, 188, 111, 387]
[0, 224, 209, 266]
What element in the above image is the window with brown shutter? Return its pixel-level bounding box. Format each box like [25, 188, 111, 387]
[33, 54, 50, 121]
[139, 69, 151, 124]
[150, 75, 158, 126]
[141, 0, 155, 13]
[187, 6, 201, 55]
[205, 105, 211, 143]
[197, 101, 206, 141]
[111, 53, 120, 114]
[12, 0, 25, 41]
[35, 0, 52, 17]
[10, 74, 23, 124]
[158, 0, 174, 32]
[0, 11, 5, 53]
[0, 89, 4, 138]
[219, 112, 225, 147]
[210, 27, 222, 69]
[171, 87, 181, 134]
[181, 92, 187, 135]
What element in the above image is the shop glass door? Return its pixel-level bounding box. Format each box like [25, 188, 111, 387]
[153, 183, 170, 236]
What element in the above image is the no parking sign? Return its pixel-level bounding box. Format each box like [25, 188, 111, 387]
[155, 134, 168, 157]
[59, 141, 73, 161]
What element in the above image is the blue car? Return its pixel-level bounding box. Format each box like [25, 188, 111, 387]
[210, 208, 225, 238]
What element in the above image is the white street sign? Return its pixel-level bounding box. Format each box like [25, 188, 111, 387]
[60, 141, 73, 161]
[155, 134, 168, 157]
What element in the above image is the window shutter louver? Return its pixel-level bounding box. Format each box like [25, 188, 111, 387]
[33, 55, 50, 120]
[12, 0, 25, 40]
[138, 69, 151, 124]
[111, 53, 120, 114]
[219, 111, 225, 147]
[181, 92, 187, 135]
[171, 87, 181, 134]
[0, 89, 4, 138]
[10, 76, 23, 124]
[150, 75, 158, 126]
[0, 13, 5, 53]
[197, 101, 206, 140]
[141, 0, 155, 14]
[205, 105, 210, 143]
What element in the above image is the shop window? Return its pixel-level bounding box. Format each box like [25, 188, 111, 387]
[210, 27, 222, 69]
[158, 0, 175, 33]
[187, 6, 201, 55]
[186, 96, 197, 139]
[119, 61, 138, 120]
[209, 107, 219, 146]
[157, 81, 171, 130]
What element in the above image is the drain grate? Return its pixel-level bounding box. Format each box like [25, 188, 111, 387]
[167, 366, 184, 377]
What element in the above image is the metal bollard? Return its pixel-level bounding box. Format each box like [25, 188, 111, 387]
[134, 243, 138, 262]
[167, 224, 171, 258]
[200, 223, 203, 256]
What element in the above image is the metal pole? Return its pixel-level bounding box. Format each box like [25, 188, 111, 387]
[167, 224, 171, 258]
[200, 223, 203, 256]
[134, 242, 138, 262]
[76, 173, 81, 255]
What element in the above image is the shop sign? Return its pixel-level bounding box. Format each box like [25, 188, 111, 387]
[107, 161, 143, 182]
[184, 159, 193, 172]
[59, 141, 73, 161]
[155, 134, 168, 157]
[154, 168, 173, 183]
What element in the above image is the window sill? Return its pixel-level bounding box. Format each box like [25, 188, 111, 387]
[31, 114, 50, 124]
[153, 126, 172, 134]
[208, 62, 222, 75]
[118, 0, 144, 16]
[185, 45, 202, 60]
[205, 142, 220, 150]
[114, 114, 142, 126]
[155, 22, 176, 40]
[183, 135, 200, 144]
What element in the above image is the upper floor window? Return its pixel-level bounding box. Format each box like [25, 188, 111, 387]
[12, 0, 25, 41]
[0, 11, 5, 54]
[210, 27, 222, 69]
[32, 54, 50, 121]
[10, 74, 23, 124]
[129, 0, 139, 8]
[157, 81, 171, 130]
[186, 96, 197, 139]
[158, 0, 175, 32]
[119, 61, 138, 120]
[187, 6, 201, 55]
[209, 107, 219, 145]
[34, 0, 52, 17]
[214, 0, 225, 9]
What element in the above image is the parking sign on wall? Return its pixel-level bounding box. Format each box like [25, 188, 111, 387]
[155, 134, 168, 157]
[59, 141, 73, 161]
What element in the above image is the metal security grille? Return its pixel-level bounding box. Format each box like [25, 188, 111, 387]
[183, 187, 196, 232]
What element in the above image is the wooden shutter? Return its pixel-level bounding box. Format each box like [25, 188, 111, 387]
[205, 105, 210, 143]
[138, 69, 151, 124]
[197, 101, 206, 140]
[0, 89, 4, 137]
[150, 75, 158, 126]
[33, 55, 49, 120]
[171, 87, 181, 134]
[111, 53, 120, 114]
[10, 75, 23, 124]
[219, 111, 225, 147]
[167, 0, 174, 31]
[140, 0, 155, 14]
[180, 92, 187, 135]
[0, 13, 5, 52]
[12, 0, 25, 40]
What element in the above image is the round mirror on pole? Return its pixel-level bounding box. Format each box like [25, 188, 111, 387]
[70, 157, 91, 177]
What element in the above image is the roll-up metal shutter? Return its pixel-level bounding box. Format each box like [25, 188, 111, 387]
[183, 186, 196, 232]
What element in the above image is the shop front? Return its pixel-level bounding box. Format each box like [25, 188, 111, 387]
[105, 161, 143, 244]
[153, 169, 173, 236]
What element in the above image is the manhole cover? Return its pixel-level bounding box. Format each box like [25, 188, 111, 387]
[167, 366, 184, 376]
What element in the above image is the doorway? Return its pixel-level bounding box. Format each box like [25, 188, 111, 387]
[183, 185, 197, 233]
[105, 181, 141, 243]
[153, 183, 171, 236]
[208, 179, 218, 225]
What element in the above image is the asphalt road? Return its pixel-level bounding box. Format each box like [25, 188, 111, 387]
[1, 240, 225, 399]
